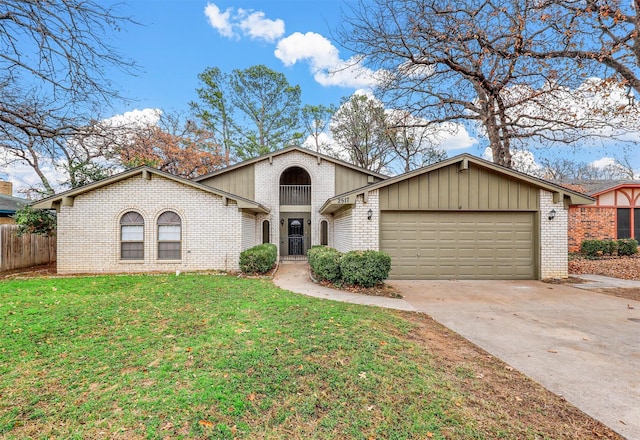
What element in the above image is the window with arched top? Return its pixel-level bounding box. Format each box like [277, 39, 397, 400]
[262, 220, 270, 244]
[157, 211, 181, 260]
[120, 211, 144, 260]
[320, 220, 328, 246]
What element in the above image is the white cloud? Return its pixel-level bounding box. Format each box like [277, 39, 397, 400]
[204, 3, 284, 42]
[275, 32, 379, 88]
[482, 147, 542, 176]
[204, 3, 234, 38]
[102, 108, 161, 129]
[238, 10, 284, 42]
[589, 157, 617, 169]
[430, 122, 478, 151]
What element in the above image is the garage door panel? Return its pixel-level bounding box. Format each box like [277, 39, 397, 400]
[381, 211, 535, 280]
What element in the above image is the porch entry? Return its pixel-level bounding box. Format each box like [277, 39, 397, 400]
[279, 212, 311, 258]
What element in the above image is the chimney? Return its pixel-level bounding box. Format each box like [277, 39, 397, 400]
[0, 180, 13, 196]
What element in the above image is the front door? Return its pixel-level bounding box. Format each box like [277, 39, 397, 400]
[288, 218, 304, 255]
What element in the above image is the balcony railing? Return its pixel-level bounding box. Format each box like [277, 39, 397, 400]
[280, 185, 311, 205]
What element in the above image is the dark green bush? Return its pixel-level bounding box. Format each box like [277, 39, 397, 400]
[239, 243, 277, 274]
[617, 239, 639, 256]
[340, 250, 391, 288]
[308, 246, 342, 282]
[580, 239, 616, 258]
[13, 205, 56, 236]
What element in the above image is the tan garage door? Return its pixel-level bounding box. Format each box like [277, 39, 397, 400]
[381, 211, 535, 280]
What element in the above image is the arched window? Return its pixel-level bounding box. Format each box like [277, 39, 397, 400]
[320, 220, 328, 246]
[262, 220, 270, 244]
[157, 211, 181, 260]
[120, 211, 144, 260]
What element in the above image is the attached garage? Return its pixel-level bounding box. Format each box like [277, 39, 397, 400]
[380, 211, 535, 280]
[321, 154, 595, 280]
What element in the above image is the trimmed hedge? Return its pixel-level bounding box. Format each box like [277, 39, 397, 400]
[617, 239, 639, 256]
[340, 250, 391, 288]
[307, 246, 342, 282]
[239, 243, 277, 274]
[580, 239, 616, 258]
[580, 238, 639, 258]
[308, 247, 392, 287]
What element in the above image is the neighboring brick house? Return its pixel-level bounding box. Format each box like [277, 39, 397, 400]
[568, 181, 640, 252]
[33, 146, 592, 279]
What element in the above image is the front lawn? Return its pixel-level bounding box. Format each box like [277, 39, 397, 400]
[0, 274, 620, 439]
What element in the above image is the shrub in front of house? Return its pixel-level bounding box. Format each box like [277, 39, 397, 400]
[239, 243, 277, 274]
[580, 239, 617, 258]
[308, 246, 342, 283]
[340, 250, 391, 288]
[617, 239, 639, 256]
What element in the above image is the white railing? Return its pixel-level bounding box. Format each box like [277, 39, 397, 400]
[280, 185, 311, 205]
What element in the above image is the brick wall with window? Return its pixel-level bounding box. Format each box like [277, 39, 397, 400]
[56, 173, 245, 274]
[567, 206, 616, 252]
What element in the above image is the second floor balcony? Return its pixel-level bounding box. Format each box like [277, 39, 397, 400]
[280, 185, 311, 205]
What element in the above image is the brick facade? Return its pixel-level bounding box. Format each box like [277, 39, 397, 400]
[254, 150, 336, 254]
[567, 206, 616, 252]
[56, 174, 247, 274]
[539, 190, 569, 279]
[332, 190, 380, 252]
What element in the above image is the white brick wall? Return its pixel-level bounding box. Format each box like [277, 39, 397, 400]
[254, 150, 335, 255]
[333, 208, 352, 252]
[352, 190, 380, 251]
[241, 211, 256, 251]
[332, 189, 380, 252]
[540, 189, 568, 278]
[57, 174, 245, 274]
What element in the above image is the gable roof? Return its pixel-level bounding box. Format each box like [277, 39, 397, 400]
[31, 166, 270, 214]
[582, 180, 640, 197]
[193, 145, 389, 182]
[0, 193, 27, 215]
[320, 153, 595, 214]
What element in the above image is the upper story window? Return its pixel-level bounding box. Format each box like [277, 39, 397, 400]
[120, 211, 144, 260]
[157, 211, 181, 260]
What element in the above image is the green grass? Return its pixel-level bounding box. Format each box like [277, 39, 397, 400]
[0, 274, 535, 438]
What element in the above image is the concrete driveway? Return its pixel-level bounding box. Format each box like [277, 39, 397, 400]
[389, 279, 640, 440]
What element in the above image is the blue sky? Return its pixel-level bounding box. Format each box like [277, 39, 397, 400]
[111, 1, 358, 116]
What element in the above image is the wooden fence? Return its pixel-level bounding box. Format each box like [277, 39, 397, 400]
[0, 225, 56, 272]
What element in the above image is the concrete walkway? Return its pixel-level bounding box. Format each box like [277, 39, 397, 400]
[573, 273, 640, 290]
[272, 262, 417, 311]
[272, 262, 640, 440]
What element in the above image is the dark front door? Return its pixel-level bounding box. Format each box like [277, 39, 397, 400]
[288, 218, 304, 255]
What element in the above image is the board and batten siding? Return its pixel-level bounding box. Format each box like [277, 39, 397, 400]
[334, 165, 382, 195]
[198, 164, 255, 201]
[379, 163, 539, 211]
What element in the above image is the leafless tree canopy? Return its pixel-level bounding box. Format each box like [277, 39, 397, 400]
[338, 0, 640, 168]
[0, 0, 136, 195]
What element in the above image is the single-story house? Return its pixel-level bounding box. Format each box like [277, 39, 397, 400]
[0, 180, 27, 225]
[33, 146, 593, 279]
[567, 181, 640, 252]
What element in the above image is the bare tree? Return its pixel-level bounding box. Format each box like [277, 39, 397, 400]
[301, 104, 336, 153]
[0, 0, 136, 195]
[384, 110, 446, 173]
[339, 0, 639, 168]
[524, 1, 640, 96]
[330, 94, 392, 173]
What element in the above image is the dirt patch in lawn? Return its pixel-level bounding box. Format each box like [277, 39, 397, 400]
[0, 262, 57, 279]
[591, 288, 640, 303]
[400, 312, 623, 439]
